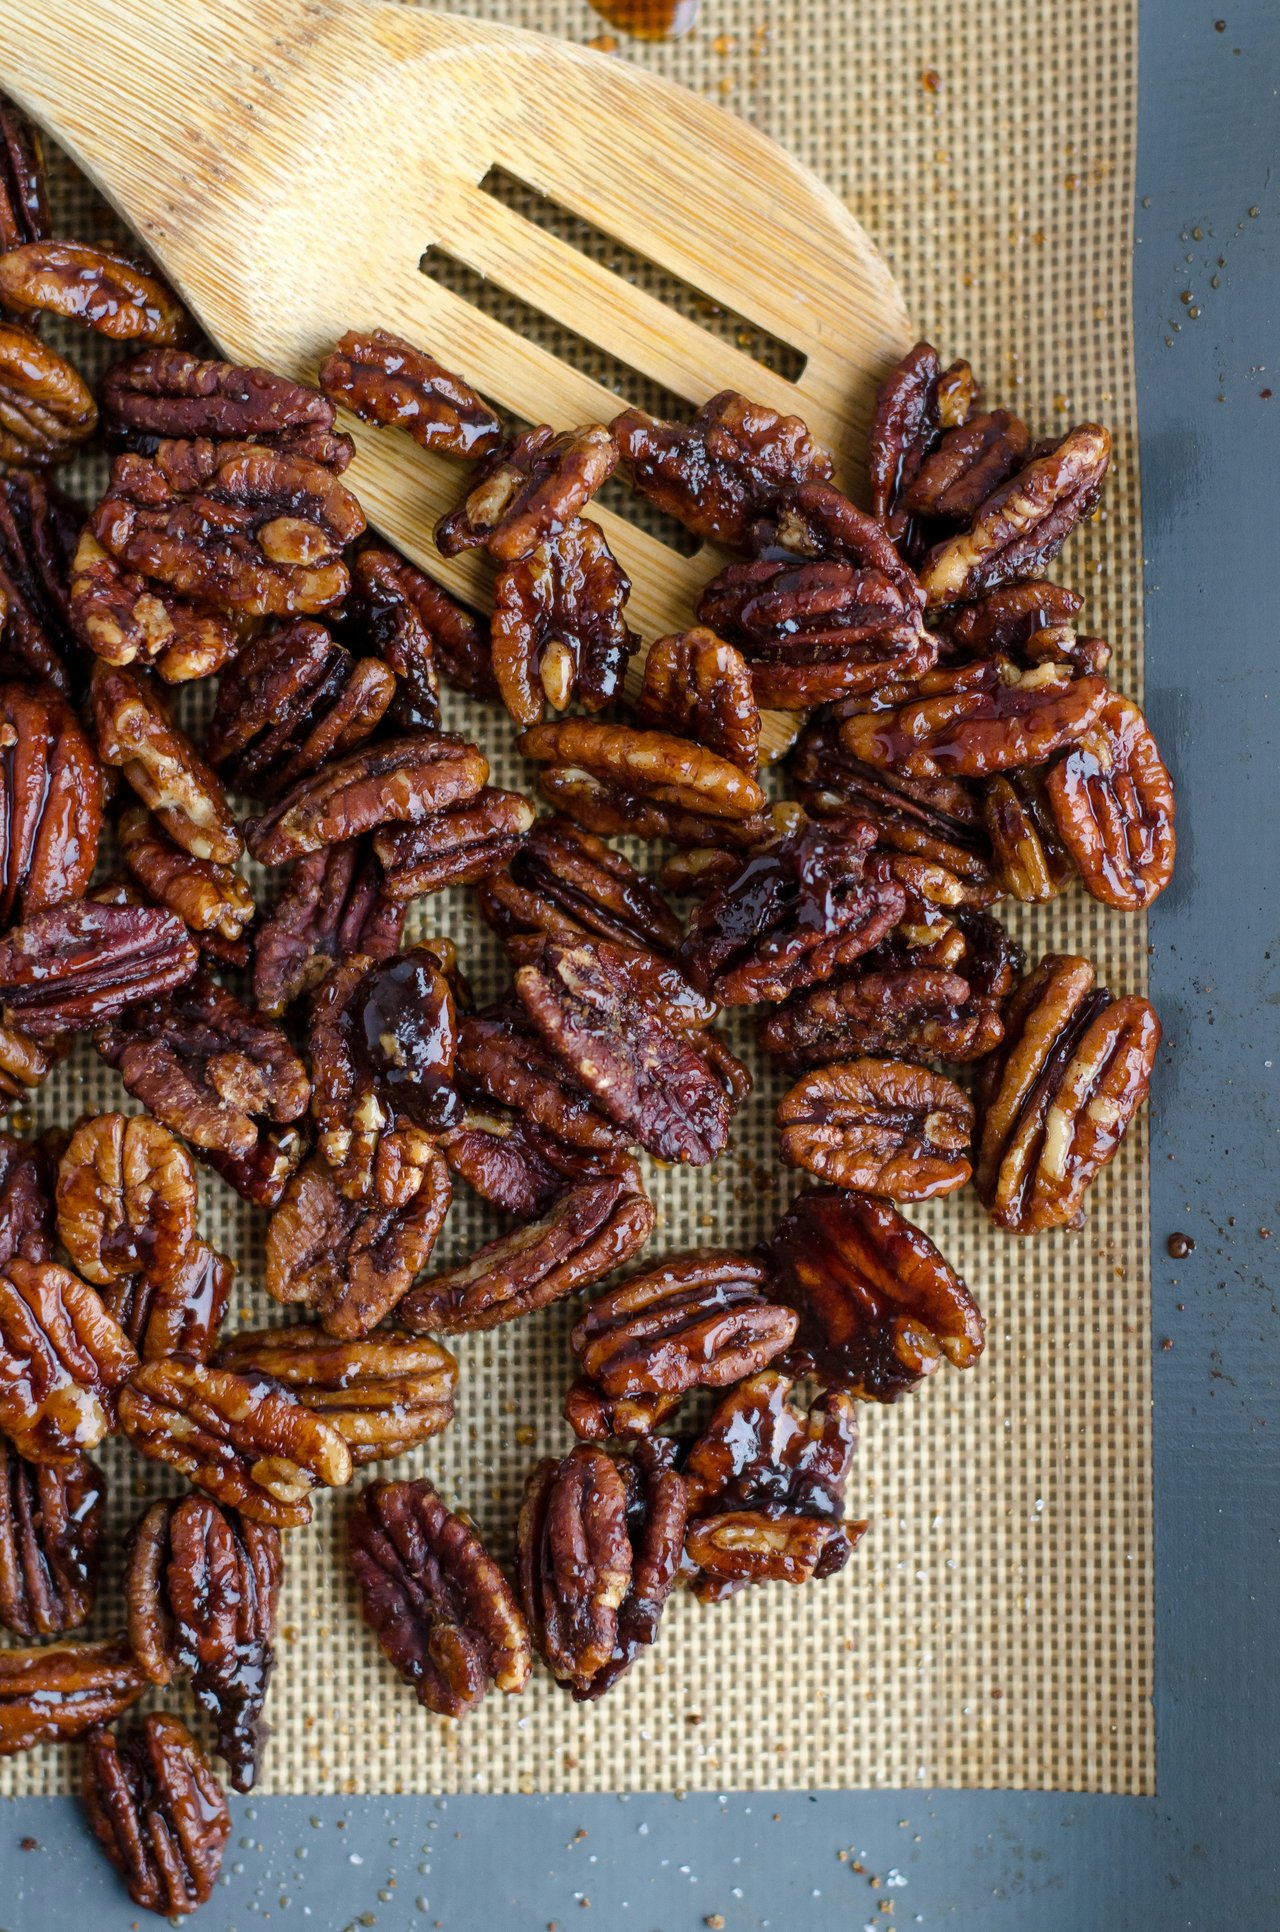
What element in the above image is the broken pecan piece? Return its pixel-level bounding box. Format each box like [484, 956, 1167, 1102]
[253, 838, 404, 1016]
[0, 96, 47, 253]
[118, 806, 256, 966]
[119, 1357, 353, 1526]
[344, 543, 497, 709]
[246, 732, 487, 865]
[440, 1107, 601, 1221]
[1043, 689, 1175, 909]
[982, 769, 1075, 901]
[69, 529, 243, 682]
[0, 1129, 53, 1265]
[206, 618, 396, 799]
[438, 422, 618, 562]
[0, 681, 105, 929]
[614, 390, 833, 548]
[92, 663, 243, 865]
[401, 1159, 653, 1335]
[868, 341, 977, 544]
[975, 952, 1160, 1233]
[126, 1493, 282, 1792]
[102, 346, 340, 452]
[479, 814, 680, 958]
[0, 1257, 138, 1461]
[517, 1438, 685, 1699]
[0, 320, 98, 466]
[0, 468, 80, 690]
[490, 516, 637, 725]
[0, 1636, 146, 1756]
[82, 1712, 229, 1916]
[778, 1057, 973, 1199]
[321, 327, 502, 458]
[219, 1326, 457, 1465]
[633, 626, 760, 772]
[772, 1187, 985, 1401]
[349, 1477, 530, 1717]
[0, 1440, 102, 1636]
[0, 240, 187, 341]
[55, 1111, 196, 1290]
[840, 656, 1108, 780]
[0, 899, 196, 1037]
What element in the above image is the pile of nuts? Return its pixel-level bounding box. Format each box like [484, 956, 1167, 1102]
[0, 96, 1171, 1915]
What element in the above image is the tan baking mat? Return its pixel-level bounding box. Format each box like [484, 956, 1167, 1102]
[2, 0, 1153, 1796]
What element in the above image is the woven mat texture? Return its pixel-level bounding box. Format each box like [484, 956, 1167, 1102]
[2, 0, 1152, 1797]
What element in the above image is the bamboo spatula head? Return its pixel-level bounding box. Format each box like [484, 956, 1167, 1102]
[0, 0, 912, 755]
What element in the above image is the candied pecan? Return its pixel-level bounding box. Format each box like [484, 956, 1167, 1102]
[0, 1022, 56, 1107]
[82, 1712, 229, 1915]
[55, 1111, 196, 1290]
[763, 965, 1002, 1069]
[0, 1257, 138, 1460]
[457, 1004, 626, 1155]
[1043, 689, 1175, 909]
[253, 838, 404, 1017]
[219, 1326, 457, 1465]
[752, 478, 925, 589]
[372, 787, 534, 901]
[0, 240, 187, 341]
[0, 96, 47, 253]
[102, 347, 338, 450]
[119, 1357, 352, 1526]
[126, 1493, 281, 1791]
[867, 342, 976, 540]
[93, 439, 365, 615]
[904, 407, 1030, 521]
[778, 1057, 973, 1199]
[438, 1107, 601, 1221]
[344, 543, 497, 711]
[479, 815, 679, 958]
[0, 469, 80, 690]
[975, 952, 1160, 1233]
[0, 1441, 102, 1636]
[118, 806, 255, 966]
[515, 937, 744, 1165]
[680, 1370, 864, 1601]
[91, 663, 242, 865]
[0, 1129, 52, 1264]
[401, 1158, 653, 1335]
[0, 1636, 146, 1756]
[0, 319, 98, 468]
[983, 769, 1074, 901]
[206, 619, 395, 799]
[632, 626, 760, 772]
[321, 327, 502, 458]
[918, 423, 1112, 607]
[614, 390, 833, 548]
[941, 578, 1087, 662]
[840, 656, 1108, 780]
[0, 681, 104, 929]
[0, 899, 197, 1036]
[69, 529, 243, 682]
[518, 716, 766, 833]
[678, 816, 905, 1006]
[566, 1250, 796, 1442]
[349, 1477, 529, 1717]
[438, 422, 617, 562]
[772, 1187, 984, 1401]
[490, 516, 637, 725]
[266, 1136, 451, 1337]
[247, 732, 487, 866]
[104, 1239, 232, 1365]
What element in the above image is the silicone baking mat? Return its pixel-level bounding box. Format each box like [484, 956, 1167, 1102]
[3, 0, 1152, 1796]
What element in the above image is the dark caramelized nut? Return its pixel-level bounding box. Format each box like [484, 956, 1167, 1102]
[633, 627, 760, 772]
[0, 1258, 138, 1460]
[440, 1108, 599, 1221]
[103, 1239, 233, 1365]
[0, 1636, 146, 1756]
[372, 787, 535, 901]
[219, 1326, 457, 1466]
[0, 1442, 102, 1636]
[92, 439, 365, 615]
[1044, 690, 1175, 909]
[983, 770, 1075, 901]
[103, 347, 338, 450]
[0, 1129, 52, 1265]
[457, 1004, 627, 1156]
[0, 681, 105, 929]
[840, 656, 1108, 780]
[760, 966, 1006, 1069]
[778, 1058, 973, 1199]
[679, 816, 905, 1006]
[941, 578, 1084, 660]
[82, 1712, 229, 1915]
[349, 1477, 530, 1717]
[0, 1020, 57, 1107]
[904, 408, 1030, 521]
[321, 327, 502, 458]
[975, 952, 1160, 1233]
[345, 543, 497, 710]
[518, 717, 766, 833]
[868, 341, 976, 542]
[0, 240, 187, 341]
[479, 814, 679, 957]
[918, 423, 1112, 607]
[0, 468, 81, 691]
[70, 530, 243, 682]
[246, 732, 487, 865]
[614, 390, 833, 548]
[490, 517, 637, 725]
[55, 1111, 196, 1290]
[266, 1137, 451, 1337]
[92, 663, 242, 865]
[0, 96, 47, 252]
[517, 1439, 685, 1698]
[772, 1187, 984, 1401]
[0, 899, 197, 1036]
[438, 422, 618, 561]
[253, 839, 404, 1016]
[0, 320, 98, 465]
[206, 619, 395, 799]
[118, 806, 255, 965]
[401, 1159, 653, 1335]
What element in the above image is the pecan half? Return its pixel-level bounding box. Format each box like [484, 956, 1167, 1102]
[479, 814, 679, 958]
[400, 1159, 653, 1335]
[0, 1440, 102, 1636]
[490, 517, 637, 725]
[1044, 690, 1175, 909]
[614, 390, 833, 548]
[91, 663, 242, 865]
[118, 806, 255, 965]
[349, 1477, 530, 1717]
[868, 341, 977, 544]
[119, 1357, 353, 1526]
[218, 1326, 457, 1465]
[457, 1004, 627, 1155]
[0, 320, 98, 465]
[633, 627, 760, 772]
[840, 656, 1108, 780]
[126, 1493, 282, 1792]
[102, 346, 339, 451]
[940, 578, 1088, 663]
[0, 1636, 146, 1756]
[55, 1111, 196, 1290]
[246, 732, 487, 866]
[253, 838, 404, 1016]
[566, 1249, 797, 1441]
[103, 1239, 233, 1365]
[344, 543, 497, 710]
[438, 423, 618, 562]
[0, 96, 47, 253]
[69, 529, 243, 682]
[0, 1257, 138, 1460]
[206, 618, 396, 799]
[321, 327, 502, 458]
[372, 787, 535, 901]
[0, 468, 80, 690]
[0, 681, 104, 929]
[266, 1136, 451, 1337]
[82, 1712, 229, 1915]
[778, 1058, 973, 1199]
[0, 899, 197, 1036]
[904, 407, 1030, 521]
[918, 423, 1112, 607]
[982, 769, 1075, 901]
[772, 1187, 985, 1401]
[752, 477, 926, 590]
[760, 965, 1007, 1069]
[0, 240, 187, 341]
[0, 1129, 53, 1265]
[975, 952, 1160, 1233]
[518, 716, 766, 837]
[517, 1438, 685, 1699]
[92, 439, 365, 615]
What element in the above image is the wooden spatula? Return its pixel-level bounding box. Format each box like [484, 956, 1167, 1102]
[0, 0, 912, 758]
